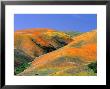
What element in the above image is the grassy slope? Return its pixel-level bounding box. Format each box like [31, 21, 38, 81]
[14, 28, 73, 74]
[17, 30, 97, 76]
[65, 31, 82, 38]
[14, 28, 72, 58]
[14, 49, 34, 74]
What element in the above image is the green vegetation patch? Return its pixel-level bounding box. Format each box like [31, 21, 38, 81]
[14, 49, 34, 75]
[88, 61, 97, 73]
[66, 31, 82, 37]
[50, 65, 96, 76]
[15, 62, 31, 75]
[32, 68, 59, 76]
[73, 70, 96, 76]
[14, 49, 33, 68]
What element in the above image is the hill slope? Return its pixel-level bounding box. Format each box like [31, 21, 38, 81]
[17, 30, 97, 76]
[14, 28, 73, 74]
[15, 28, 72, 57]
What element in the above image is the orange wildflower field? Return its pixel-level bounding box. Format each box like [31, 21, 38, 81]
[14, 28, 97, 76]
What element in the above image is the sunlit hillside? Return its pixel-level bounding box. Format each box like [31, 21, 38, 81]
[16, 29, 97, 76]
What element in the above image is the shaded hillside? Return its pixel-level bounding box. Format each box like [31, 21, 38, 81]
[14, 49, 33, 68]
[14, 49, 34, 74]
[17, 30, 97, 76]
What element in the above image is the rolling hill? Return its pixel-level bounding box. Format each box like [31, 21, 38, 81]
[14, 28, 73, 74]
[15, 28, 72, 57]
[16, 29, 97, 76]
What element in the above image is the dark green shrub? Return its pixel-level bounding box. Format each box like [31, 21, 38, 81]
[88, 62, 97, 73]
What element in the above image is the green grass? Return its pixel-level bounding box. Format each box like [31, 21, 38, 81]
[65, 31, 82, 37]
[74, 62, 97, 76]
[73, 70, 96, 76]
[49, 62, 97, 76]
[35, 68, 58, 76]
[22, 67, 60, 76]
[14, 49, 34, 75]
[15, 62, 31, 75]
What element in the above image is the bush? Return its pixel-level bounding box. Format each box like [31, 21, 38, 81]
[88, 62, 97, 73]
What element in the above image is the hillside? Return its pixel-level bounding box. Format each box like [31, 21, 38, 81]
[15, 28, 72, 57]
[17, 30, 97, 76]
[14, 28, 73, 74]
